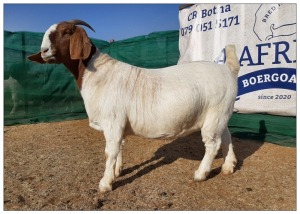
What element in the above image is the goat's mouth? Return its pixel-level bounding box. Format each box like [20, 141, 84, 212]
[41, 49, 57, 63]
[42, 56, 56, 63]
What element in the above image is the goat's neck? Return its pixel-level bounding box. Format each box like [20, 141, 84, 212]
[63, 44, 97, 90]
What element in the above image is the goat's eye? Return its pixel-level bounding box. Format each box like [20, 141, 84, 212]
[62, 29, 73, 36]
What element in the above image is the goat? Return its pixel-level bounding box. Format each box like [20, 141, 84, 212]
[28, 20, 240, 193]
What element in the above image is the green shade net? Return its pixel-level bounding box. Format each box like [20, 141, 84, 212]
[4, 30, 295, 147]
[4, 31, 90, 124]
[229, 113, 295, 147]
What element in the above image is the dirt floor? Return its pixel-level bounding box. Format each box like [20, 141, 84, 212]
[4, 119, 296, 211]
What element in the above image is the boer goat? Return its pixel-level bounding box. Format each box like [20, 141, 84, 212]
[28, 20, 240, 192]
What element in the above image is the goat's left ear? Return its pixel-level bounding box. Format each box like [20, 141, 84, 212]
[27, 52, 46, 64]
[70, 27, 92, 60]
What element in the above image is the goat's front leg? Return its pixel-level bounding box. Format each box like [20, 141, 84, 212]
[99, 128, 123, 193]
[115, 139, 125, 178]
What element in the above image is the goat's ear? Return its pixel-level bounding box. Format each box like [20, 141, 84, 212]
[69, 27, 92, 60]
[27, 52, 46, 64]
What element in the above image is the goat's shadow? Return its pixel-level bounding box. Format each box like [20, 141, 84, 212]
[113, 120, 267, 190]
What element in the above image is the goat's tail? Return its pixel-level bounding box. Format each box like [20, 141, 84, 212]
[225, 45, 240, 76]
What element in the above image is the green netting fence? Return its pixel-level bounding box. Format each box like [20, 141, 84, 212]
[4, 30, 296, 146]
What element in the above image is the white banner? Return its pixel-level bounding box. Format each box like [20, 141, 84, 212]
[178, 4, 296, 116]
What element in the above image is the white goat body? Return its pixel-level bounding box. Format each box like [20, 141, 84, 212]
[81, 49, 239, 192]
[82, 51, 237, 140]
[28, 20, 239, 193]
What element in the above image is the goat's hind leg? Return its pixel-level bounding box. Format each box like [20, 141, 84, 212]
[221, 127, 237, 175]
[194, 134, 222, 181]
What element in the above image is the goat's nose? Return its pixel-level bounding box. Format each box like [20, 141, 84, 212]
[41, 48, 49, 53]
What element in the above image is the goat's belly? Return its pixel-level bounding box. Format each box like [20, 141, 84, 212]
[127, 98, 206, 139]
[127, 113, 204, 140]
[131, 124, 201, 140]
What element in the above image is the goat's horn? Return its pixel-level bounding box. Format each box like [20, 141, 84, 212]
[66, 19, 95, 32]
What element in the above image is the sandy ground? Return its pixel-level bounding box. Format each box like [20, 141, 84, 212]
[4, 119, 296, 211]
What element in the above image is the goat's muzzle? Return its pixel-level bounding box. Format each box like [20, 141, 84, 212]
[41, 48, 57, 63]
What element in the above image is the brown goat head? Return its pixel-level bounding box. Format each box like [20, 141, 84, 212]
[28, 20, 95, 65]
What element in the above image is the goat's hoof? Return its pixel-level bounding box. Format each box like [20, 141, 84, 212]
[221, 165, 234, 175]
[221, 162, 236, 175]
[194, 171, 208, 182]
[99, 180, 112, 193]
[115, 168, 122, 178]
[99, 185, 112, 193]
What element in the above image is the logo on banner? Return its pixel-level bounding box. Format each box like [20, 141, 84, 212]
[253, 4, 296, 41]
